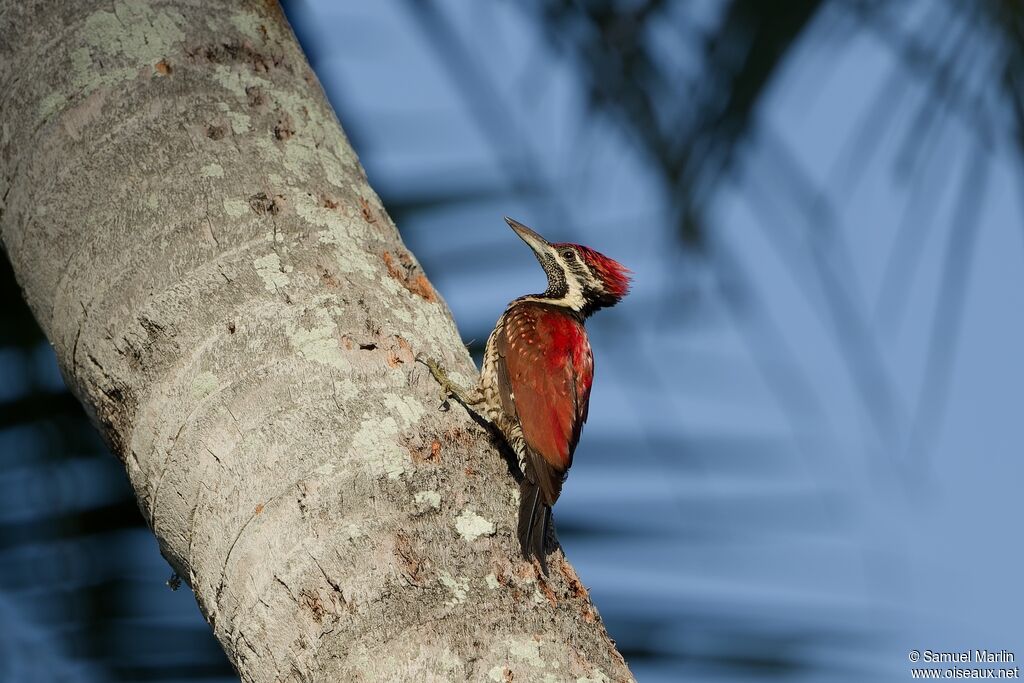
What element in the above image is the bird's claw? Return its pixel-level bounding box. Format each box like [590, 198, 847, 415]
[417, 354, 457, 406]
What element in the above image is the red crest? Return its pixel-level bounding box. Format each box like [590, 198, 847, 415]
[555, 242, 632, 301]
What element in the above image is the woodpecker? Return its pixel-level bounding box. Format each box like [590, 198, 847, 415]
[421, 217, 630, 573]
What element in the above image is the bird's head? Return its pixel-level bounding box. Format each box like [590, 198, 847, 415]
[505, 216, 631, 316]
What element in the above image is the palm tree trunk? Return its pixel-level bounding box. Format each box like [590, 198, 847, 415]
[0, 1, 633, 680]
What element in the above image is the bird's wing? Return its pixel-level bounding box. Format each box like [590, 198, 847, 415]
[496, 303, 593, 506]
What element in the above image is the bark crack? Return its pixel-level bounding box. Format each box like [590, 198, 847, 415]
[215, 477, 311, 617]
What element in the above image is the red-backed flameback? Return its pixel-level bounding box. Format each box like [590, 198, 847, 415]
[421, 217, 630, 573]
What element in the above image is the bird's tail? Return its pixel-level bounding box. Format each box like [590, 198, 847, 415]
[518, 479, 552, 575]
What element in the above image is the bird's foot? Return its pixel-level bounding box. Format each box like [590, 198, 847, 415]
[416, 354, 480, 408]
[417, 354, 455, 394]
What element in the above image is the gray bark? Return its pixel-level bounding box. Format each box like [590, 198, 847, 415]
[0, 1, 633, 681]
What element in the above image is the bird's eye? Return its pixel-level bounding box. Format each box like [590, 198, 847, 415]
[561, 249, 575, 260]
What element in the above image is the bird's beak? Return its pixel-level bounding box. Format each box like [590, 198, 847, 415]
[505, 216, 550, 256]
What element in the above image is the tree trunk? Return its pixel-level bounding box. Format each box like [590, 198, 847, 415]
[0, 1, 633, 681]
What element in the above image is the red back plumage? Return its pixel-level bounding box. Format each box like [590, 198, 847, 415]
[496, 301, 593, 505]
